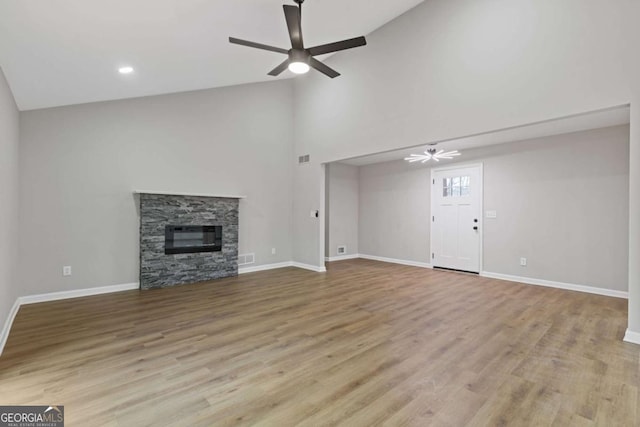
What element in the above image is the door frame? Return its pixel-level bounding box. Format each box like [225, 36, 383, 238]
[430, 162, 484, 273]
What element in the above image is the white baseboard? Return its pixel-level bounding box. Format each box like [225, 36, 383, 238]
[239, 262, 294, 274]
[480, 271, 628, 299]
[291, 262, 327, 273]
[0, 299, 21, 358]
[0, 282, 140, 358]
[325, 254, 360, 262]
[20, 282, 140, 305]
[358, 254, 433, 269]
[239, 261, 328, 274]
[624, 329, 640, 345]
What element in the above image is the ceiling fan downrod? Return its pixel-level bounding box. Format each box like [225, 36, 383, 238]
[294, 0, 303, 20]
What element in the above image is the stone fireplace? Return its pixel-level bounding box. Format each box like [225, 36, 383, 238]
[137, 192, 241, 289]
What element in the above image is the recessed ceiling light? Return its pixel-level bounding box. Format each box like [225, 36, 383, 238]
[118, 66, 134, 75]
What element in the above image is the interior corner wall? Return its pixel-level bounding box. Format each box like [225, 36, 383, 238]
[326, 163, 359, 258]
[292, 0, 633, 269]
[624, 0, 640, 335]
[0, 67, 20, 333]
[629, 97, 640, 331]
[18, 80, 294, 296]
[358, 125, 630, 292]
[292, 161, 323, 266]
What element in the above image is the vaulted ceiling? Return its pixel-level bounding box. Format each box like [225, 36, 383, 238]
[0, 0, 423, 110]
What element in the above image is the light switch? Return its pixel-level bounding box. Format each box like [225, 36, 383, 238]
[485, 210, 497, 219]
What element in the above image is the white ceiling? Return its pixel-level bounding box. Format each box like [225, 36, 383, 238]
[339, 105, 631, 166]
[0, 0, 423, 111]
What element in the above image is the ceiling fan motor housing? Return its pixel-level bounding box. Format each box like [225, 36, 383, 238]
[289, 49, 310, 65]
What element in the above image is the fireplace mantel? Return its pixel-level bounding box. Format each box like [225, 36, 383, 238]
[133, 190, 246, 199]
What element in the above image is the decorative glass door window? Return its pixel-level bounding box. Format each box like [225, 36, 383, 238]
[443, 176, 471, 197]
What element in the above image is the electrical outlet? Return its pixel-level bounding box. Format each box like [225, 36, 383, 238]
[63, 266, 72, 276]
[271, 248, 276, 255]
[520, 257, 527, 267]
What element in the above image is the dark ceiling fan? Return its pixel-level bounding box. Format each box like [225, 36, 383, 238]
[229, 0, 367, 78]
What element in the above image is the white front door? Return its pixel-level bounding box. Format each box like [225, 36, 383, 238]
[431, 165, 482, 273]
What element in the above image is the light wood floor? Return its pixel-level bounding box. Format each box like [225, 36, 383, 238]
[0, 259, 638, 426]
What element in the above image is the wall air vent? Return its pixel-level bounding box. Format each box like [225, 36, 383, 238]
[298, 154, 310, 164]
[238, 253, 255, 266]
[337, 246, 346, 255]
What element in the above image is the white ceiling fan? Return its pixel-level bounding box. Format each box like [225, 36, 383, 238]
[404, 148, 461, 163]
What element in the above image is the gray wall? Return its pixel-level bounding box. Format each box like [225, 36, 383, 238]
[19, 80, 294, 295]
[357, 125, 630, 291]
[292, 0, 635, 268]
[325, 163, 359, 258]
[0, 68, 20, 331]
[359, 161, 431, 263]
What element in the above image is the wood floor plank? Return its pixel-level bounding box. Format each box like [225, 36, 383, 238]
[0, 259, 638, 426]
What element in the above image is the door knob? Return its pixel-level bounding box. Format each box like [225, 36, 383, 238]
[473, 226, 478, 231]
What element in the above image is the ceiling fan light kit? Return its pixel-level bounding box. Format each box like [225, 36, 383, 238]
[229, 0, 367, 78]
[405, 148, 462, 164]
[288, 49, 311, 74]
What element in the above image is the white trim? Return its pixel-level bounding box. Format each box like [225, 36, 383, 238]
[291, 262, 327, 273]
[430, 163, 484, 274]
[319, 163, 327, 268]
[0, 282, 140, 357]
[624, 329, 640, 345]
[133, 190, 246, 199]
[358, 254, 433, 269]
[20, 283, 140, 305]
[0, 299, 21, 358]
[325, 254, 360, 262]
[480, 271, 628, 299]
[239, 262, 293, 274]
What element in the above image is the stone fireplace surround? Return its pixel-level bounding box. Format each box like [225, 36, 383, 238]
[136, 191, 243, 290]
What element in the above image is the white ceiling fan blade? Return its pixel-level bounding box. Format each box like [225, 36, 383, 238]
[434, 150, 461, 160]
[442, 150, 461, 157]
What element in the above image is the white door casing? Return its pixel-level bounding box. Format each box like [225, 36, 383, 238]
[430, 164, 483, 273]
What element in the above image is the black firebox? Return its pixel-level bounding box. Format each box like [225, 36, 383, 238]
[164, 225, 222, 255]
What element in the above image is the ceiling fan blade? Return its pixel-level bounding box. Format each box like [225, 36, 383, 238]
[307, 36, 367, 56]
[283, 5, 304, 49]
[309, 58, 340, 78]
[268, 59, 290, 77]
[229, 37, 288, 54]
